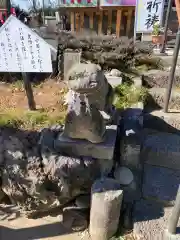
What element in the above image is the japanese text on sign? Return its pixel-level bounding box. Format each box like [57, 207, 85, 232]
[135, 0, 165, 32]
[0, 15, 52, 73]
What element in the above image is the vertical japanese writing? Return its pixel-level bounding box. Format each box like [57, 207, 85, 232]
[5, 27, 13, 58]
[1, 42, 8, 71]
[14, 43, 22, 71]
[35, 38, 43, 72]
[19, 27, 27, 59]
[28, 34, 36, 70]
[145, 0, 161, 29]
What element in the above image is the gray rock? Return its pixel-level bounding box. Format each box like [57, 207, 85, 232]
[42, 153, 101, 202]
[0, 189, 5, 203]
[110, 69, 122, 77]
[62, 208, 88, 231]
[1, 135, 54, 211]
[114, 166, 134, 185]
[142, 69, 180, 88]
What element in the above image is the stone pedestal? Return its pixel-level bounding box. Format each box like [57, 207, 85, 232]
[54, 125, 118, 176]
[54, 125, 117, 160]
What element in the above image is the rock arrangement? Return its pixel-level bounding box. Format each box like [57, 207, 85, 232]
[57, 31, 163, 77]
[0, 127, 101, 213]
[0, 63, 117, 214]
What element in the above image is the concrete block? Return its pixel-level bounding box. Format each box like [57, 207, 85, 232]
[133, 199, 180, 240]
[120, 105, 143, 170]
[117, 105, 144, 202]
[64, 49, 81, 80]
[141, 132, 180, 170]
[143, 164, 180, 204]
[105, 75, 122, 88]
[148, 88, 180, 110]
[120, 135, 141, 171]
[90, 178, 123, 240]
[144, 111, 180, 134]
[54, 125, 117, 160]
[132, 77, 142, 87]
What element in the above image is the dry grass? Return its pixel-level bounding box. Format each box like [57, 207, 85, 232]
[0, 108, 66, 130]
[0, 79, 68, 130]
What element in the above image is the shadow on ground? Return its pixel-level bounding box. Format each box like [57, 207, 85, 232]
[0, 222, 74, 240]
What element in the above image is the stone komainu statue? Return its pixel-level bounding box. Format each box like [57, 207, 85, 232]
[63, 63, 114, 143]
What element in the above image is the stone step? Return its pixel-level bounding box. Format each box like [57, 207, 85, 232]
[160, 55, 180, 69]
[141, 131, 180, 170]
[147, 88, 180, 111]
[142, 69, 180, 88]
[143, 164, 180, 205]
[133, 199, 180, 240]
[144, 110, 180, 134]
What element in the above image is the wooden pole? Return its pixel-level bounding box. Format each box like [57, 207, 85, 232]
[22, 73, 36, 111]
[116, 9, 122, 37]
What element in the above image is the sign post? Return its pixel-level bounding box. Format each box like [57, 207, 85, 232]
[22, 73, 36, 110]
[0, 15, 52, 110]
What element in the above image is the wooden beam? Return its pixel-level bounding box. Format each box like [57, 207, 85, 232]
[80, 11, 84, 32]
[98, 11, 103, 35]
[89, 12, 94, 30]
[70, 12, 75, 32]
[116, 9, 122, 37]
[75, 12, 80, 32]
[107, 9, 112, 35]
[126, 9, 133, 36]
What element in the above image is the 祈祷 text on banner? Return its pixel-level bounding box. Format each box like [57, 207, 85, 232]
[59, 0, 97, 7]
[135, 0, 165, 32]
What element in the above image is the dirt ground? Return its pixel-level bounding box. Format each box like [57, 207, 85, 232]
[0, 204, 88, 240]
[0, 79, 66, 112]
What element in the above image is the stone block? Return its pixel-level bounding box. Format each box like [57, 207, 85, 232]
[133, 199, 180, 240]
[89, 178, 123, 240]
[63, 49, 81, 80]
[54, 125, 117, 160]
[105, 74, 122, 88]
[141, 132, 180, 170]
[144, 111, 180, 134]
[148, 88, 180, 110]
[143, 164, 180, 204]
[120, 105, 143, 170]
[132, 77, 142, 87]
[120, 135, 141, 171]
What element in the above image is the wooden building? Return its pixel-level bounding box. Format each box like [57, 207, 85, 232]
[58, 0, 136, 37]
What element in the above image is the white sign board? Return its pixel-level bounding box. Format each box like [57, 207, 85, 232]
[0, 15, 52, 73]
[135, 0, 165, 33]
